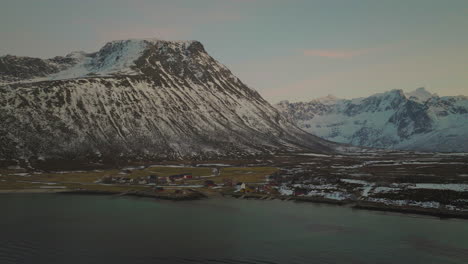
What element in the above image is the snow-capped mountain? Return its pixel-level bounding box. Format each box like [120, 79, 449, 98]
[0, 39, 334, 162]
[276, 88, 468, 152]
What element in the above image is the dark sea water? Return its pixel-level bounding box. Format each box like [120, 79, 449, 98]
[1, 194, 467, 264]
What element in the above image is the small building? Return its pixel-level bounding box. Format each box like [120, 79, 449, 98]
[293, 188, 308, 196]
[154, 187, 164, 192]
[169, 173, 190, 182]
[240, 183, 255, 193]
[223, 178, 233, 187]
[157, 177, 168, 184]
[147, 175, 158, 183]
[204, 180, 216, 187]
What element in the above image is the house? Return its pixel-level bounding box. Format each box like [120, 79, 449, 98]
[239, 182, 246, 189]
[138, 179, 148, 185]
[223, 178, 233, 187]
[157, 177, 168, 184]
[204, 180, 216, 187]
[100, 176, 113, 184]
[153, 187, 164, 192]
[169, 173, 190, 181]
[240, 183, 255, 193]
[147, 175, 158, 183]
[293, 188, 308, 196]
[118, 177, 131, 184]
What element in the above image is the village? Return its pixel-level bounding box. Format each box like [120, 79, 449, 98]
[92, 166, 282, 196]
[1, 151, 467, 218]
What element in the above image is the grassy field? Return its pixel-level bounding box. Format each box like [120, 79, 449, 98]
[128, 166, 212, 178]
[0, 179, 152, 192]
[190, 167, 278, 184]
[0, 166, 278, 191]
[2, 170, 120, 184]
[0, 180, 49, 190]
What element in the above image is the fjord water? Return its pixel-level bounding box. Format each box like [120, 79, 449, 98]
[1, 194, 467, 264]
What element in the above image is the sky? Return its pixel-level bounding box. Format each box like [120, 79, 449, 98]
[1, 0, 467, 103]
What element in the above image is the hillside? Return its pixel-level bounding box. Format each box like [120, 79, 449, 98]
[0, 39, 334, 163]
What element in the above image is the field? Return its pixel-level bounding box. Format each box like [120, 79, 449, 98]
[0, 166, 279, 192]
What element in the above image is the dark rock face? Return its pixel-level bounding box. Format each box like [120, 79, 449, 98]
[0, 39, 334, 163]
[388, 100, 432, 139]
[275, 89, 468, 152]
[0, 55, 78, 83]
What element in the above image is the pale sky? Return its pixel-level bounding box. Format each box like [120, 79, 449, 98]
[1, 0, 467, 102]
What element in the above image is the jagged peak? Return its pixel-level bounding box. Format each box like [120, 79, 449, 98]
[99, 38, 204, 53]
[0, 54, 16, 59]
[104, 38, 197, 45]
[314, 94, 340, 105]
[65, 51, 90, 59]
[405, 87, 437, 103]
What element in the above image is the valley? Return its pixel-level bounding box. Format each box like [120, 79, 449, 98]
[1, 39, 467, 219]
[2, 151, 467, 218]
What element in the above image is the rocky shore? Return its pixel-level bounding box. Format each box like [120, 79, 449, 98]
[229, 192, 468, 219]
[59, 189, 206, 201]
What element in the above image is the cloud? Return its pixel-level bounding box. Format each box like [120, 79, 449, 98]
[302, 48, 372, 59]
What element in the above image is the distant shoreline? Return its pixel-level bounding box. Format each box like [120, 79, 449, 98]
[2, 189, 467, 220]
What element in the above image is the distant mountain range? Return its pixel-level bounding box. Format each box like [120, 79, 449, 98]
[276, 88, 468, 152]
[0, 39, 334, 163]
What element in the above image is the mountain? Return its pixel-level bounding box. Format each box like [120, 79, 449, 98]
[0, 39, 334, 163]
[275, 88, 468, 152]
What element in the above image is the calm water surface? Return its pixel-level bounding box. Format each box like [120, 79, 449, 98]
[1, 194, 467, 264]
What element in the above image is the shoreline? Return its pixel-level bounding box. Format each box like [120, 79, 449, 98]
[1, 189, 467, 220]
[230, 192, 468, 219]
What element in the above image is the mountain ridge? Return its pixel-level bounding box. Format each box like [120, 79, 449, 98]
[0, 38, 336, 164]
[275, 88, 468, 152]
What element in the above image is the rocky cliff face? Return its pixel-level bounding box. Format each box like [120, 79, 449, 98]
[276, 88, 468, 152]
[0, 39, 334, 163]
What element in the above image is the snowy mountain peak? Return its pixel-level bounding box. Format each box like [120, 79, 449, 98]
[315, 94, 340, 105]
[0, 38, 210, 84]
[406, 87, 437, 103]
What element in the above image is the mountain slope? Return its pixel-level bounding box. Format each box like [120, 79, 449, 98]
[276, 88, 468, 152]
[0, 39, 334, 162]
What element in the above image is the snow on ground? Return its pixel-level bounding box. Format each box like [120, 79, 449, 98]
[361, 186, 374, 197]
[196, 164, 232, 167]
[149, 165, 188, 168]
[372, 186, 401, 193]
[161, 185, 203, 188]
[348, 173, 372, 177]
[278, 185, 293, 196]
[121, 166, 146, 171]
[54, 170, 87, 174]
[367, 198, 441, 209]
[292, 184, 337, 190]
[340, 179, 369, 185]
[297, 153, 331, 157]
[9, 173, 30, 177]
[306, 190, 351, 200]
[408, 183, 468, 192]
